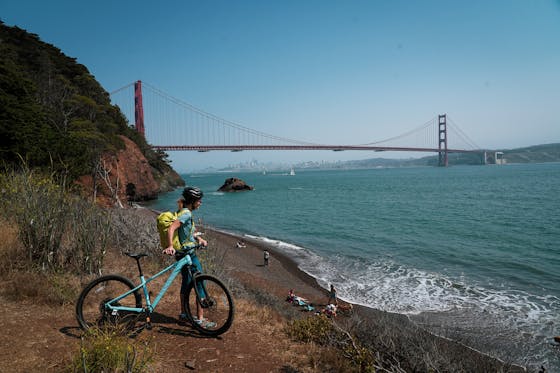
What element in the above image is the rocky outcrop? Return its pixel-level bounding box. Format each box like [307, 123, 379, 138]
[218, 177, 254, 192]
[76, 136, 184, 206]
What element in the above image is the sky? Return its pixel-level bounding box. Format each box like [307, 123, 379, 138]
[2, 0, 560, 171]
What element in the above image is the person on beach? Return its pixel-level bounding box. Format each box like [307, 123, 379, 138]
[286, 289, 296, 303]
[286, 289, 312, 309]
[162, 186, 215, 328]
[264, 250, 270, 266]
[327, 284, 338, 306]
[321, 303, 337, 318]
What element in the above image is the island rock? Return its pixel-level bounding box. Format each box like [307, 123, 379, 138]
[218, 177, 254, 192]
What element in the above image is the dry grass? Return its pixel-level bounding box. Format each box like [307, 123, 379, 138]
[235, 297, 285, 332]
[232, 297, 328, 373]
[0, 219, 21, 274]
[3, 271, 80, 305]
[0, 218, 82, 305]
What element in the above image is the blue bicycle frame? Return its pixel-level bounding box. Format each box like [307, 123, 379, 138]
[105, 254, 192, 315]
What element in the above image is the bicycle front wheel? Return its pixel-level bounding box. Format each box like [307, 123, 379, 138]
[184, 274, 234, 336]
[76, 275, 142, 330]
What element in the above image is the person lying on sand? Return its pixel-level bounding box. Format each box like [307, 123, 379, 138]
[286, 289, 312, 308]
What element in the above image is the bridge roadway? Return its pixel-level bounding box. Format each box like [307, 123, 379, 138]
[152, 145, 482, 153]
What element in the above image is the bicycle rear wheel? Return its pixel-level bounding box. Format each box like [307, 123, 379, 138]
[184, 274, 234, 336]
[76, 275, 142, 330]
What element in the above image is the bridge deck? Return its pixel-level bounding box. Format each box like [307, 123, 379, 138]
[152, 145, 482, 153]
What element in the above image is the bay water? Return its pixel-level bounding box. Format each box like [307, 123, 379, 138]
[145, 163, 560, 369]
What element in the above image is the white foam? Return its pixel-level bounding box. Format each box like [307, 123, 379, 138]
[217, 230, 559, 365]
[244, 234, 308, 253]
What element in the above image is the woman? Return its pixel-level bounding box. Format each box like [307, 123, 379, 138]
[163, 186, 215, 328]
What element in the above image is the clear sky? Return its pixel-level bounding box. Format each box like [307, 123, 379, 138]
[2, 0, 560, 171]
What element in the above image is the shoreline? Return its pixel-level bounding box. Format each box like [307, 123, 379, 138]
[199, 223, 525, 372]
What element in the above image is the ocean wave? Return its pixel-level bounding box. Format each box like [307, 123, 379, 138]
[240, 233, 560, 330]
[243, 232, 560, 343]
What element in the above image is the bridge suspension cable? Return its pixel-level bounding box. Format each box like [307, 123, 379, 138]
[140, 82, 319, 146]
[359, 117, 438, 147]
[110, 82, 135, 96]
[109, 81, 482, 165]
[447, 117, 480, 150]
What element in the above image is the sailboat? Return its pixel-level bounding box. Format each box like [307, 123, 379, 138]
[289, 167, 295, 176]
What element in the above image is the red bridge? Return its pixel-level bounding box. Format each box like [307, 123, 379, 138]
[111, 81, 487, 166]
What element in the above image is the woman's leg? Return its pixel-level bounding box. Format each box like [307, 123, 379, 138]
[189, 256, 205, 320]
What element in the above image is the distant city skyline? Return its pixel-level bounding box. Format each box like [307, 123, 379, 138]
[2, 0, 559, 171]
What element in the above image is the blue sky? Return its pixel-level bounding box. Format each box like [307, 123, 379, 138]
[2, 0, 560, 171]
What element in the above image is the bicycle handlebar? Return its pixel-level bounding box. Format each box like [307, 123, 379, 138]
[174, 244, 206, 260]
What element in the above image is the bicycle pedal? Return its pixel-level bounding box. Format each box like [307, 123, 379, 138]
[145, 316, 153, 330]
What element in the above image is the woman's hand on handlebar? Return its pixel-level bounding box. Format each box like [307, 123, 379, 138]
[197, 237, 208, 247]
[162, 246, 176, 256]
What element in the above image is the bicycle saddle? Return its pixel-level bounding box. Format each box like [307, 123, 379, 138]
[125, 253, 148, 259]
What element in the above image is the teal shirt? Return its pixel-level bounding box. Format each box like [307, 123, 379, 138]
[177, 208, 196, 248]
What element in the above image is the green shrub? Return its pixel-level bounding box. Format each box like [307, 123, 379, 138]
[286, 315, 376, 372]
[69, 327, 154, 373]
[286, 314, 335, 344]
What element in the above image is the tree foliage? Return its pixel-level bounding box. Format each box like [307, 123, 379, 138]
[0, 22, 171, 181]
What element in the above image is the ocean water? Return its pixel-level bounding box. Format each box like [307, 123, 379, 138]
[146, 163, 560, 369]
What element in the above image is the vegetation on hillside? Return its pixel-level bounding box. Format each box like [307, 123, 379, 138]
[0, 21, 173, 184]
[497, 143, 560, 164]
[0, 166, 111, 276]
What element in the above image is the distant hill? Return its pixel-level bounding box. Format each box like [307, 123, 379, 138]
[338, 143, 560, 169]
[496, 143, 560, 164]
[0, 22, 183, 199]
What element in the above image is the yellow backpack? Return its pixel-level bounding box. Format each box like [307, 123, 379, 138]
[156, 210, 188, 249]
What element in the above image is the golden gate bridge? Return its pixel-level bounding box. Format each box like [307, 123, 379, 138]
[110, 81, 486, 166]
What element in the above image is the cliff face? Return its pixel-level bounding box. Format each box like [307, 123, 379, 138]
[77, 136, 184, 206]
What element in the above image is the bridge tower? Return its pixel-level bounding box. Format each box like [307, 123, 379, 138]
[134, 80, 145, 137]
[438, 114, 448, 167]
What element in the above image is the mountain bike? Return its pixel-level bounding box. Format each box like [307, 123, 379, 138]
[75, 245, 234, 337]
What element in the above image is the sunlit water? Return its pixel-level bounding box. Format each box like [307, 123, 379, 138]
[145, 163, 560, 369]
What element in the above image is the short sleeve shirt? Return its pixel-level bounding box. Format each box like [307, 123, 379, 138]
[177, 208, 196, 248]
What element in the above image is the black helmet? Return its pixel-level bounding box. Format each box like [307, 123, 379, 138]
[182, 186, 203, 203]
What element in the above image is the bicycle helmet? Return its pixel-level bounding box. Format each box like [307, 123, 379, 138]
[182, 186, 204, 203]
